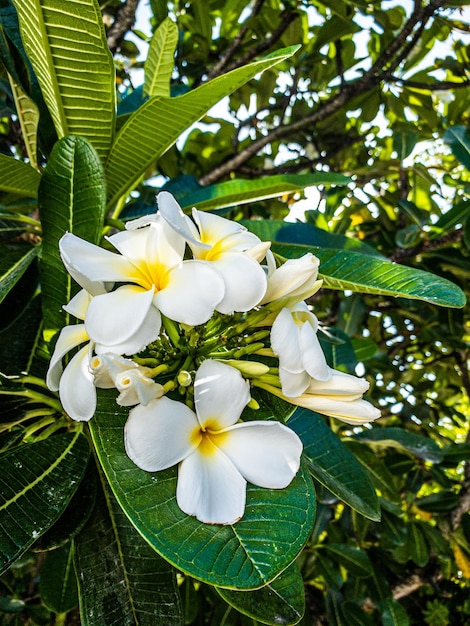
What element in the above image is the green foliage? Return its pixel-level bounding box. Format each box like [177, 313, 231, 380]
[0, 0, 469, 625]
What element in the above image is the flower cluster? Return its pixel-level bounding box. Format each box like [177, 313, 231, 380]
[47, 192, 380, 524]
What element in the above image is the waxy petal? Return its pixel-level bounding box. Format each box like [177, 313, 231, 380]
[177, 442, 246, 524]
[86, 286, 161, 354]
[63, 289, 91, 321]
[291, 395, 381, 424]
[219, 421, 302, 489]
[212, 253, 267, 314]
[124, 396, 199, 471]
[154, 261, 224, 326]
[307, 370, 369, 399]
[46, 324, 89, 391]
[261, 253, 320, 305]
[59, 344, 96, 421]
[60, 233, 139, 287]
[300, 321, 330, 381]
[115, 369, 164, 406]
[157, 191, 202, 248]
[271, 308, 304, 373]
[194, 360, 250, 430]
[90, 353, 139, 388]
[279, 367, 312, 398]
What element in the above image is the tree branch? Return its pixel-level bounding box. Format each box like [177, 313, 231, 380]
[387, 76, 470, 90]
[106, 0, 140, 55]
[199, 0, 447, 186]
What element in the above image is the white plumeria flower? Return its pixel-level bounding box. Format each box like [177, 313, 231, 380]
[90, 353, 164, 407]
[271, 303, 330, 397]
[260, 253, 322, 308]
[157, 191, 269, 314]
[286, 370, 380, 425]
[59, 213, 225, 353]
[124, 359, 303, 525]
[46, 290, 97, 422]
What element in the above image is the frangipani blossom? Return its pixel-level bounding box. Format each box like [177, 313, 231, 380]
[90, 353, 164, 406]
[46, 290, 97, 422]
[157, 191, 268, 314]
[260, 253, 322, 308]
[271, 303, 330, 397]
[124, 359, 302, 524]
[59, 213, 225, 352]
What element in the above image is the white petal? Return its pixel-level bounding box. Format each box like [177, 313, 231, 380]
[299, 321, 330, 381]
[86, 286, 161, 354]
[154, 261, 224, 326]
[115, 369, 164, 406]
[261, 253, 320, 304]
[194, 360, 250, 430]
[90, 353, 139, 388]
[157, 191, 202, 248]
[46, 324, 89, 391]
[212, 253, 267, 314]
[291, 395, 381, 424]
[63, 289, 91, 320]
[124, 396, 199, 471]
[279, 367, 311, 398]
[271, 308, 303, 372]
[193, 208, 246, 244]
[60, 233, 140, 288]
[59, 345, 96, 421]
[218, 421, 302, 488]
[307, 370, 369, 399]
[177, 443, 246, 524]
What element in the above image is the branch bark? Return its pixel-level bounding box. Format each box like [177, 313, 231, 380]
[199, 0, 447, 186]
[106, 0, 140, 55]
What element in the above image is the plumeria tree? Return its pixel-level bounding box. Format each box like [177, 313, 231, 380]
[0, 1, 469, 625]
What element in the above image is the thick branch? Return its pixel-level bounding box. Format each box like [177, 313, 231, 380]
[106, 0, 140, 55]
[199, 0, 447, 186]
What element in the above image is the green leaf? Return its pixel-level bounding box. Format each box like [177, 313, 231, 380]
[7, 76, 40, 169]
[443, 125, 470, 170]
[74, 479, 183, 626]
[105, 46, 300, 209]
[353, 427, 443, 463]
[217, 562, 305, 626]
[0, 153, 41, 197]
[380, 597, 410, 626]
[407, 522, 429, 567]
[39, 542, 78, 613]
[322, 544, 373, 578]
[0, 243, 38, 305]
[432, 199, 470, 236]
[0, 431, 89, 575]
[179, 173, 351, 212]
[289, 409, 380, 521]
[243, 219, 382, 258]
[90, 389, 315, 590]
[12, 0, 115, 162]
[341, 601, 374, 626]
[144, 17, 178, 98]
[271, 241, 466, 308]
[38, 135, 106, 334]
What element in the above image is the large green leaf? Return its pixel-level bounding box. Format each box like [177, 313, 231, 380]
[244, 220, 466, 307]
[38, 135, 106, 334]
[289, 409, 380, 521]
[143, 17, 178, 98]
[443, 125, 470, 170]
[39, 542, 78, 613]
[12, 0, 115, 162]
[0, 153, 41, 197]
[322, 544, 373, 578]
[90, 389, 315, 590]
[178, 173, 350, 212]
[105, 46, 300, 209]
[0, 243, 38, 304]
[0, 431, 89, 575]
[74, 479, 183, 626]
[354, 427, 443, 463]
[217, 562, 305, 625]
[8, 75, 40, 169]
